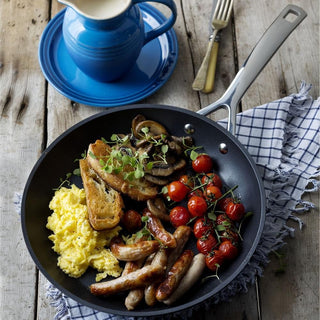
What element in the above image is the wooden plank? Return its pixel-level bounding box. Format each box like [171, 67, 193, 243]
[233, 0, 319, 109]
[233, 1, 319, 319]
[183, 0, 235, 121]
[0, 0, 49, 319]
[260, 190, 320, 320]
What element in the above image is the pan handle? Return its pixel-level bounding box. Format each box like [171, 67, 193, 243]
[197, 4, 307, 135]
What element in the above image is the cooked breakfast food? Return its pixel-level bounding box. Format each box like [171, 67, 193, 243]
[47, 185, 122, 281]
[47, 114, 250, 310]
[87, 139, 158, 201]
[79, 158, 124, 230]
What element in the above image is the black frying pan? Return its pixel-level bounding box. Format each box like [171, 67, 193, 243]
[21, 5, 306, 318]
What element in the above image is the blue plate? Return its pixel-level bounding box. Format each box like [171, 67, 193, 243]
[38, 4, 178, 107]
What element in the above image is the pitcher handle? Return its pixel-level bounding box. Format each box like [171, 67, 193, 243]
[132, 0, 177, 44]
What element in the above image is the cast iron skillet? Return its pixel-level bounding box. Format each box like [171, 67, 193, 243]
[21, 5, 306, 318]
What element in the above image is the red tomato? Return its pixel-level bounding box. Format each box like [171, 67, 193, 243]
[219, 197, 233, 211]
[192, 154, 213, 173]
[167, 181, 189, 202]
[205, 185, 223, 202]
[121, 210, 142, 232]
[220, 228, 240, 244]
[226, 201, 245, 221]
[169, 206, 191, 228]
[187, 195, 208, 217]
[219, 240, 239, 260]
[216, 213, 230, 225]
[196, 233, 218, 255]
[179, 175, 194, 190]
[193, 217, 213, 239]
[187, 189, 204, 199]
[201, 173, 223, 189]
[205, 250, 225, 272]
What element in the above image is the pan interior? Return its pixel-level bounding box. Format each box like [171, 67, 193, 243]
[22, 105, 265, 317]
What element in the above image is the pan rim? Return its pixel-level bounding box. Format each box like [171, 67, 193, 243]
[21, 104, 266, 317]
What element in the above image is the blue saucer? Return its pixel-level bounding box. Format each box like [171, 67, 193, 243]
[38, 5, 178, 107]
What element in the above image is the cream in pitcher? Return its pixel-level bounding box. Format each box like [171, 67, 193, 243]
[59, 0, 131, 20]
[58, 0, 177, 82]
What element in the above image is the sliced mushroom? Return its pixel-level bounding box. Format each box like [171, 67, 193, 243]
[132, 114, 147, 138]
[144, 174, 170, 186]
[150, 162, 175, 177]
[135, 120, 168, 138]
[147, 198, 170, 222]
[172, 158, 187, 171]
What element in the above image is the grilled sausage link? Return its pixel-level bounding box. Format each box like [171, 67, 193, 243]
[155, 250, 194, 302]
[110, 236, 160, 261]
[143, 210, 176, 248]
[90, 265, 164, 296]
[123, 258, 145, 310]
[166, 225, 191, 272]
[144, 248, 168, 306]
[163, 253, 206, 305]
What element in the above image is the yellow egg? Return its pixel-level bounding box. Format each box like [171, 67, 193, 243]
[47, 184, 122, 281]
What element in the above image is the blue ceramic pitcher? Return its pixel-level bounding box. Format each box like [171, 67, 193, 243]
[58, 0, 177, 82]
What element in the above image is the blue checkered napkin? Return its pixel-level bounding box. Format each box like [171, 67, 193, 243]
[46, 82, 320, 319]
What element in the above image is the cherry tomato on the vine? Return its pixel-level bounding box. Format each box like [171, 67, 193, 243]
[187, 195, 208, 217]
[169, 206, 191, 228]
[220, 228, 240, 244]
[192, 154, 213, 173]
[219, 197, 233, 212]
[167, 180, 189, 202]
[226, 201, 245, 221]
[219, 240, 239, 260]
[187, 189, 204, 199]
[196, 233, 218, 255]
[179, 175, 194, 190]
[205, 250, 225, 272]
[205, 185, 223, 202]
[216, 213, 231, 226]
[201, 173, 223, 189]
[193, 217, 214, 239]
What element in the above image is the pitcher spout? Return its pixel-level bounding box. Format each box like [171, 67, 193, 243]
[58, 0, 132, 20]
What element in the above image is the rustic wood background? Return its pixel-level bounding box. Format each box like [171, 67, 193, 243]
[0, 0, 318, 319]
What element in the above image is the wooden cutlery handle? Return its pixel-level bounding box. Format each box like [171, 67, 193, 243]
[192, 30, 218, 91]
[201, 41, 219, 93]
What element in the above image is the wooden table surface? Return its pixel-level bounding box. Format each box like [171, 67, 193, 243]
[1, 0, 319, 319]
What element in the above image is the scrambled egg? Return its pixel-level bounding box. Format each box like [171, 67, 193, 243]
[47, 184, 122, 281]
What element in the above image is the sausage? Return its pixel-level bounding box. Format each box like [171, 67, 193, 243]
[125, 288, 144, 310]
[144, 226, 191, 306]
[122, 259, 143, 276]
[124, 253, 151, 310]
[155, 250, 194, 302]
[110, 236, 160, 261]
[143, 210, 176, 248]
[123, 259, 145, 310]
[90, 265, 164, 296]
[166, 225, 191, 272]
[144, 248, 168, 306]
[163, 253, 206, 305]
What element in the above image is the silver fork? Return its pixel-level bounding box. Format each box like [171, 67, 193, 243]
[192, 0, 234, 92]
